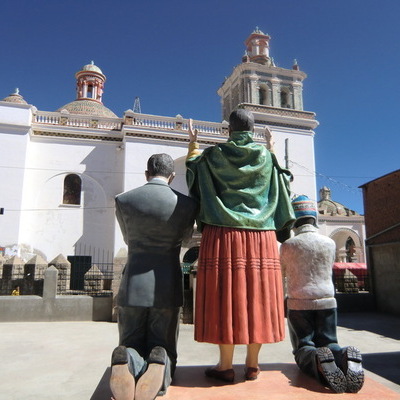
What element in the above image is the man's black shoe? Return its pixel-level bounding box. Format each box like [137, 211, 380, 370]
[135, 346, 167, 400]
[110, 346, 135, 400]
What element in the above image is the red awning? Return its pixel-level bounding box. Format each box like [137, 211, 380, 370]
[333, 263, 367, 270]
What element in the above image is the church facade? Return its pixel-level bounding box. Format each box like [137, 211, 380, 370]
[317, 187, 366, 263]
[0, 29, 320, 265]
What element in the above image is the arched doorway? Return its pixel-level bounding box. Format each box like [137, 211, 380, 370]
[330, 228, 364, 263]
[181, 246, 200, 324]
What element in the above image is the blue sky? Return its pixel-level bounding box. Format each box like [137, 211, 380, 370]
[2, 0, 399, 214]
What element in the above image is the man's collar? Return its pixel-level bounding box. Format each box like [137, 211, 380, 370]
[293, 224, 318, 236]
[147, 177, 169, 185]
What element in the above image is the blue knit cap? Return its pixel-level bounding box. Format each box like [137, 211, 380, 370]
[292, 195, 318, 221]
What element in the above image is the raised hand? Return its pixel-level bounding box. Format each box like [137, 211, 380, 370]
[188, 119, 198, 143]
[265, 126, 274, 152]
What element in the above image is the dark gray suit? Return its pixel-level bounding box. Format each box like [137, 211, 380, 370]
[115, 179, 197, 385]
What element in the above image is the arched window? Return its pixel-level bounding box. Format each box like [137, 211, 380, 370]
[259, 40, 267, 55]
[259, 87, 267, 105]
[87, 84, 93, 98]
[346, 237, 356, 262]
[183, 246, 200, 264]
[63, 174, 82, 205]
[281, 88, 289, 108]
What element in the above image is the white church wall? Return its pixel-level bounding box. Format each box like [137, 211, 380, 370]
[270, 126, 316, 202]
[0, 101, 33, 126]
[0, 103, 32, 253]
[15, 138, 123, 262]
[172, 156, 190, 196]
[121, 138, 190, 195]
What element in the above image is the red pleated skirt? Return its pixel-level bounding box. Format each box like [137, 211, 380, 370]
[194, 225, 285, 345]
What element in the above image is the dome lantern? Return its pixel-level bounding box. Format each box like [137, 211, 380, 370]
[75, 61, 106, 103]
[57, 62, 117, 118]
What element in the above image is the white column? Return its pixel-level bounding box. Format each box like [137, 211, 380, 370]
[268, 85, 273, 106]
[271, 77, 280, 107]
[292, 81, 304, 110]
[245, 78, 251, 103]
[250, 77, 259, 104]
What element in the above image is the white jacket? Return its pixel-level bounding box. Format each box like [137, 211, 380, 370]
[280, 224, 337, 310]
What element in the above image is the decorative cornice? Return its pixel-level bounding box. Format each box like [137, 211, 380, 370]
[255, 120, 315, 131]
[318, 215, 365, 223]
[0, 100, 34, 110]
[0, 122, 31, 132]
[32, 130, 123, 142]
[243, 103, 315, 119]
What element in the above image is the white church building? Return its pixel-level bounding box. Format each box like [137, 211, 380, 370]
[1, 29, 363, 268]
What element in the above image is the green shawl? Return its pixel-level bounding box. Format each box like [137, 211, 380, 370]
[186, 131, 295, 234]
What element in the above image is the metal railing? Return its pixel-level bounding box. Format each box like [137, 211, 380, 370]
[333, 269, 370, 293]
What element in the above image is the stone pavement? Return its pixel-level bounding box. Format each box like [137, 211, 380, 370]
[0, 312, 399, 400]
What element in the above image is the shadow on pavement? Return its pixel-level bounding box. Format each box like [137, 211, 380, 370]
[338, 312, 400, 341]
[362, 352, 400, 386]
[90, 368, 112, 400]
[172, 363, 330, 392]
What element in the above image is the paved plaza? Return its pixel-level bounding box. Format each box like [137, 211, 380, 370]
[0, 312, 399, 400]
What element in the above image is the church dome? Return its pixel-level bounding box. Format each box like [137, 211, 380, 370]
[318, 198, 347, 216]
[318, 187, 359, 216]
[57, 99, 117, 118]
[2, 88, 28, 104]
[81, 61, 104, 75]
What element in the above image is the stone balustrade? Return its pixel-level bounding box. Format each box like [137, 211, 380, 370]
[34, 110, 123, 130]
[124, 111, 228, 136]
[124, 112, 267, 142]
[33, 109, 270, 143]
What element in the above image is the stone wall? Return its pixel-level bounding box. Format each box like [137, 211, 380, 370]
[1, 243, 199, 323]
[362, 170, 400, 245]
[369, 243, 400, 316]
[361, 170, 400, 316]
[0, 266, 112, 322]
[0, 254, 112, 298]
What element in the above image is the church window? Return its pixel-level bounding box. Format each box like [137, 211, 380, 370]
[259, 40, 266, 55]
[63, 174, 82, 205]
[281, 88, 290, 108]
[183, 246, 200, 264]
[259, 87, 267, 105]
[87, 84, 93, 98]
[345, 237, 356, 262]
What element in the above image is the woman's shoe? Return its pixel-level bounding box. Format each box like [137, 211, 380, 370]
[245, 366, 260, 380]
[205, 367, 235, 382]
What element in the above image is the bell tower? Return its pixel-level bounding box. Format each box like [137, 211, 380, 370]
[218, 28, 308, 121]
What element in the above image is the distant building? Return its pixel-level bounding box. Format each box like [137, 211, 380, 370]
[0, 29, 318, 267]
[360, 170, 400, 315]
[317, 187, 366, 263]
